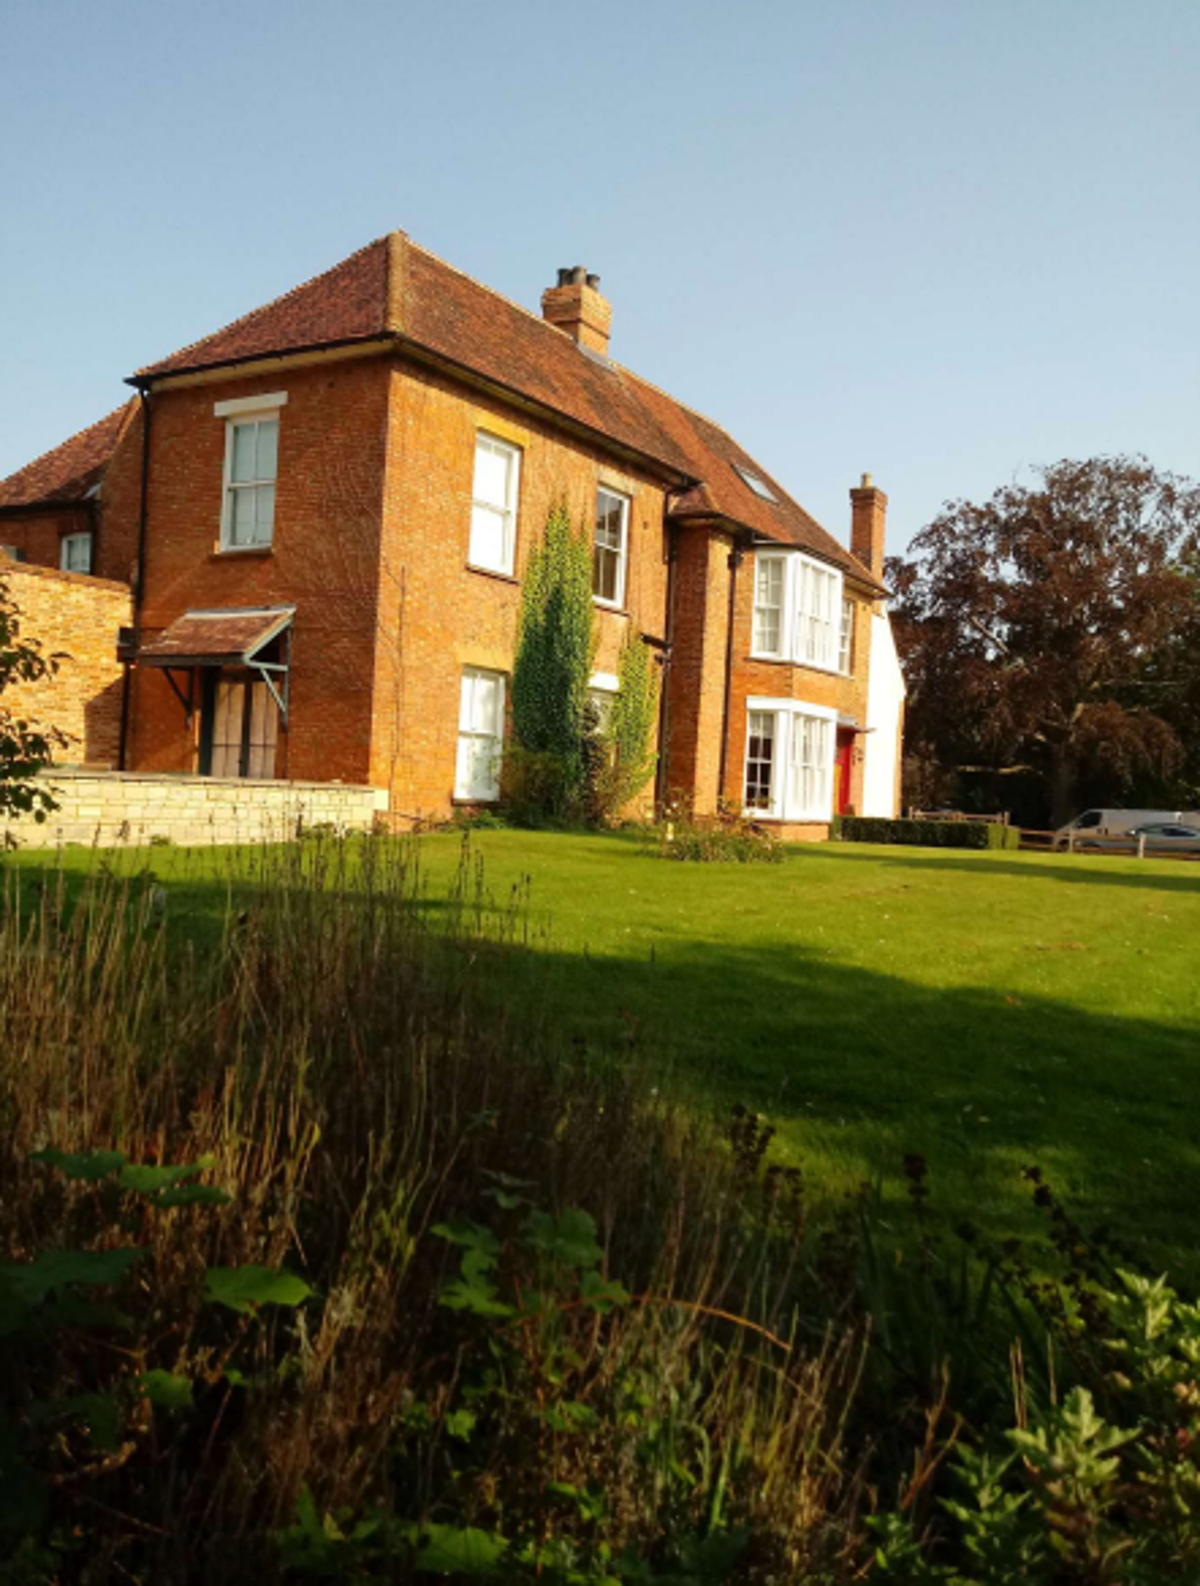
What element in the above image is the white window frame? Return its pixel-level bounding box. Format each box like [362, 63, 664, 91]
[593, 487, 629, 609]
[468, 432, 521, 576]
[838, 597, 855, 675]
[748, 549, 844, 674]
[60, 531, 93, 574]
[218, 403, 283, 552]
[455, 667, 506, 802]
[742, 697, 837, 822]
[586, 670, 619, 730]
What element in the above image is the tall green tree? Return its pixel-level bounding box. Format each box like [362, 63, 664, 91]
[888, 457, 1200, 827]
[0, 576, 64, 825]
[509, 503, 595, 815]
[591, 626, 659, 819]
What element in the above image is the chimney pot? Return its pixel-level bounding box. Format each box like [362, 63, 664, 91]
[541, 264, 613, 357]
[861, 472, 873, 488]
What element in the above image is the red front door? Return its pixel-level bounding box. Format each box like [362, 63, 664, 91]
[834, 731, 854, 815]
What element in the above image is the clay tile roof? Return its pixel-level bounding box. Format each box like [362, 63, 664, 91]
[138, 606, 295, 667]
[134, 239, 391, 378]
[131, 231, 881, 587]
[0, 402, 134, 511]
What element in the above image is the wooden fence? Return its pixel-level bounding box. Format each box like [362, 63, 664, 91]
[1017, 828, 1200, 862]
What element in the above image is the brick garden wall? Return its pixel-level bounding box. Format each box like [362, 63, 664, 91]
[1, 558, 131, 767]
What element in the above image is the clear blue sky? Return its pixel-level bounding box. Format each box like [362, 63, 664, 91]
[2, 0, 1196, 555]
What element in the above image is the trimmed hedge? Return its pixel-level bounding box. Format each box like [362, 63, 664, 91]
[833, 816, 1021, 850]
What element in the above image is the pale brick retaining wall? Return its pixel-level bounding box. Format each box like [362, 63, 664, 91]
[4, 769, 389, 849]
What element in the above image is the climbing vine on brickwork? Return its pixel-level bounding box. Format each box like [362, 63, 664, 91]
[508, 503, 595, 817]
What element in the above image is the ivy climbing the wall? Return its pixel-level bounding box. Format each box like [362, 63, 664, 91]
[508, 502, 596, 819]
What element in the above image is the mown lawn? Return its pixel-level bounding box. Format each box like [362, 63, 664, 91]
[13, 830, 1200, 1267]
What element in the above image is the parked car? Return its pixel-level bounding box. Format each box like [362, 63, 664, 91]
[1128, 822, 1200, 852]
[1055, 808, 1200, 848]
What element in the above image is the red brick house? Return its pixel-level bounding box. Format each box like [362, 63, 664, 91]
[0, 232, 903, 835]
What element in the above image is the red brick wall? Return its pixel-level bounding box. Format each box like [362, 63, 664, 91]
[663, 525, 734, 815]
[1, 559, 131, 767]
[126, 356, 391, 782]
[374, 356, 671, 818]
[0, 507, 96, 573]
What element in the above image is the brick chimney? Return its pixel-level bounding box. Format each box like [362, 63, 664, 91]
[541, 266, 612, 356]
[849, 473, 888, 582]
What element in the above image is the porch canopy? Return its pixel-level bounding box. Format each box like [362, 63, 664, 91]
[136, 605, 295, 724]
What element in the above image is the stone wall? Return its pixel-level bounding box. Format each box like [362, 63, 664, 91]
[4, 770, 389, 849]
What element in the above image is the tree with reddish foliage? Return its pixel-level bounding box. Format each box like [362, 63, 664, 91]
[887, 457, 1200, 828]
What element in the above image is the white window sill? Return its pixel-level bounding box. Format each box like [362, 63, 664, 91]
[747, 651, 844, 678]
[466, 563, 518, 585]
[214, 543, 274, 558]
[593, 596, 628, 614]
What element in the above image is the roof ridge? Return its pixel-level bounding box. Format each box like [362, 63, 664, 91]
[134, 236, 390, 378]
[404, 238, 612, 357]
[0, 401, 131, 496]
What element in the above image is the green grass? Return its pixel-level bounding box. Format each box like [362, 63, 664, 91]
[13, 830, 1200, 1269]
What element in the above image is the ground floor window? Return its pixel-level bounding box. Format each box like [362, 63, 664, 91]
[742, 699, 835, 821]
[202, 677, 279, 778]
[456, 667, 505, 801]
[744, 711, 776, 811]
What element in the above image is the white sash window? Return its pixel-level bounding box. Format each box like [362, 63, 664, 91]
[469, 434, 521, 575]
[455, 667, 505, 801]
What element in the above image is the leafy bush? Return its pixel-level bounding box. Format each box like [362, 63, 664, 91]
[653, 804, 784, 863]
[835, 815, 1021, 849]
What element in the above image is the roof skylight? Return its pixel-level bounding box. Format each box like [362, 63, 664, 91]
[733, 463, 777, 503]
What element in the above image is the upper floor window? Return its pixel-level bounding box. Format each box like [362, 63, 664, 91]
[752, 556, 784, 655]
[749, 550, 843, 673]
[838, 598, 855, 674]
[469, 433, 521, 575]
[215, 392, 287, 552]
[60, 532, 93, 574]
[593, 487, 629, 608]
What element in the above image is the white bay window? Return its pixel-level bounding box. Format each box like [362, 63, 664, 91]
[750, 549, 844, 672]
[742, 697, 836, 822]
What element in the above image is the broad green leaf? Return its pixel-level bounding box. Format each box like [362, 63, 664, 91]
[432, 1220, 501, 1269]
[30, 1147, 125, 1182]
[137, 1370, 194, 1411]
[523, 1208, 603, 1269]
[157, 1184, 232, 1208]
[204, 1264, 312, 1315]
[445, 1408, 476, 1442]
[440, 1274, 514, 1318]
[580, 1271, 631, 1313]
[0, 1247, 139, 1306]
[414, 1523, 507, 1575]
[119, 1157, 214, 1194]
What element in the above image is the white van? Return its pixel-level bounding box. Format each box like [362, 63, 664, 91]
[1056, 808, 1200, 845]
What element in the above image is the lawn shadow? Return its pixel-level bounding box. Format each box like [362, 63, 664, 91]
[817, 844, 1200, 895]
